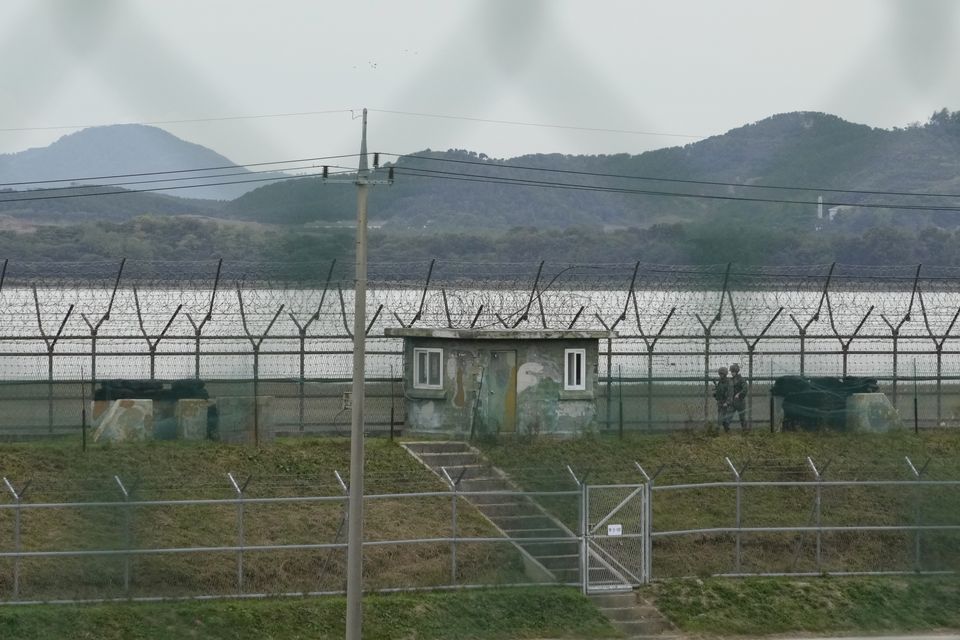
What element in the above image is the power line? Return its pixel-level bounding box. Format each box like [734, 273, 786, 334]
[3, 164, 358, 198]
[394, 166, 960, 213]
[0, 154, 362, 189]
[0, 169, 356, 204]
[387, 152, 960, 201]
[369, 109, 705, 139]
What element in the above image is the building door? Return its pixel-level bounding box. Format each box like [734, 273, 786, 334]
[485, 350, 517, 434]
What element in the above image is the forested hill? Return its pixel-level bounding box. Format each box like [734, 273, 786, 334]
[0, 124, 284, 202]
[226, 110, 960, 229]
[3, 110, 960, 266]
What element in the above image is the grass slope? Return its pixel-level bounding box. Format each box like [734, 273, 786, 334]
[0, 587, 616, 640]
[479, 430, 960, 577]
[648, 576, 960, 635]
[0, 438, 524, 599]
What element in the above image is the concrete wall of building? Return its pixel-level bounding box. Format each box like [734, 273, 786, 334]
[398, 335, 602, 437]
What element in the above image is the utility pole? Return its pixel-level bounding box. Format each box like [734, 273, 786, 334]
[345, 108, 392, 640]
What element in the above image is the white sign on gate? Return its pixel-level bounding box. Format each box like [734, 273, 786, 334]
[607, 523, 623, 537]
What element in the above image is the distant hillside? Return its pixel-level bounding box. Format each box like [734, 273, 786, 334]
[0, 124, 284, 201]
[0, 184, 222, 222]
[226, 110, 960, 231]
[3, 110, 960, 268]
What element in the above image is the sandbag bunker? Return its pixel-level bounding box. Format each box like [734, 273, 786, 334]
[91, 380, 272, 443]
[770, 375, 900, 432]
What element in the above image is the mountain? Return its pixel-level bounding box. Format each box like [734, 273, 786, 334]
[0, 124, 284, 201]
[225, 110, 960, 231]
[4, 110, 960, 268]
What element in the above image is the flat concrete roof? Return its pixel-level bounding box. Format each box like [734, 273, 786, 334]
[384, 328, 617, 340]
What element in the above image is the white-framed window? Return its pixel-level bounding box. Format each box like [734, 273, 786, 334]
[564, 348, 586, 391]
[414, 347, 443, 389]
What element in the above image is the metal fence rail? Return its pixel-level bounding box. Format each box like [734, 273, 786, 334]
[1, 463, 958, 603]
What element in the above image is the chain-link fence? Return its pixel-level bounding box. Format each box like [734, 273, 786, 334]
[1, 463, 957, 602]
[5, 259, 960, 439]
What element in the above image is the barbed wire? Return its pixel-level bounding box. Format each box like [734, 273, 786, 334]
[1, 259, 960, 383]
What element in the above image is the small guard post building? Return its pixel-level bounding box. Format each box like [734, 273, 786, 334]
[384, 328, 616, 436]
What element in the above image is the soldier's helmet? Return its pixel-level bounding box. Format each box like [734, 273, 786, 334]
[717, 366, 728, 376]
[730, 363, 740, 374]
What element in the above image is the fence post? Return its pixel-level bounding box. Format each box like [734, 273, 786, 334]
[696, 318, 712, 423]
[228, 473, 250, 594]
[790, 317, 807, 377]
[33, 287, 74, 434]
[237, 287, 285, 446]
[3, 477, 27, 600]
[114, 475, 132, 595]
[806, 457, 824, 573]
[724, 457, 747, 574]
[633, 296, 676, 431]
[918, 290, 960, 428]
[317, 470, 350, 591]
[606, 335, 613, 431]
[826, 294, 874, 379]
[133, 288, 183, 381]
[635, 462, 664, 584]
[593, 314, 614, 431]
[878, 265, 922, 412]
[186, 259, 223, 380]
[905, 456, 929, 572]
[567, 465, 587, 594]
[441, 466, 466, 585]
[880, 265, 919, 413]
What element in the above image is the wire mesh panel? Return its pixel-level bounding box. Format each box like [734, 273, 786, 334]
[584, 484, 645, 593]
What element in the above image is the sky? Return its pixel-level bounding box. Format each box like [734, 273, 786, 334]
[1, 0, 959, 167]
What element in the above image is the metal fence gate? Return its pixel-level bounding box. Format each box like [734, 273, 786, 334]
[582, 483, 647, 594]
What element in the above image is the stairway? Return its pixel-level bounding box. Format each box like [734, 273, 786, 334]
[588, 591, 682, 640]
[403, 440, 581, 584]
[404, 441, 680, 639]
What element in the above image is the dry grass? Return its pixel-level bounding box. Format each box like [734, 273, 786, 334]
[0, 437, 526, 600]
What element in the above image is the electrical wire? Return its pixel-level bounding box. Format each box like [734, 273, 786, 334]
[394, 166, 960, 213]
[386, 152, 960, 201]
[0, 154, 362, 188]
[0, 169, 357, 204]
[4, 144, 959, 214]
[2, 164, 358, 198]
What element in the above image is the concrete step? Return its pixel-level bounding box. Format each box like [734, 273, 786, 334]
[474, 501, 542, 517]
[458, 477, 512, 491]
[518, 540, 579, 556]
[404, 441, 473, 454]
[417, 451, 481, 467]
[487, 513, 557, 529]
[468, 493, 531, 506]
[448, 463, 496, 480]
[588, 591, 637, 608]
[588, 592, 678, 639]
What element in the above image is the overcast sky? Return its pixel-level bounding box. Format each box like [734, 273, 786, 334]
[1, 0, 958, 166]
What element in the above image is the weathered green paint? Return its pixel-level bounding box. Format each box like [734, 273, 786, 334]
[392, 330, 610, 437]
[517, 376, 560, 435]
[486, 350, 517, 434]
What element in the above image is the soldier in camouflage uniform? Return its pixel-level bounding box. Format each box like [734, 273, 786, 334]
[729, 363, 749, 431]
[713, 366, 734, 432]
